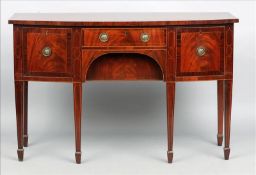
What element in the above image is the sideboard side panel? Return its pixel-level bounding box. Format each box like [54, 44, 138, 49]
[166, 28, 176, 81]
[224, 24, 234, 79]
[13, 25, 23, 81]
[72, 28, 83, 82]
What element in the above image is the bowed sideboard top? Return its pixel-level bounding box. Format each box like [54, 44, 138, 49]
[9, 12, 238, 26]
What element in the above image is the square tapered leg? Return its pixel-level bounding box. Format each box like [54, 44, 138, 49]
[73, 83, 82, 164]
[217, 80, 224, 146]
[15, 81, 25, 161]
[166, 82, 175, 163]
[224, 80, 232, 160]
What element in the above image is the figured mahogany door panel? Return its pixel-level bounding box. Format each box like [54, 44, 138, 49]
[176, 27, 225, 76]
[83, 28, 166, 47]
[23, 28, 72, 77]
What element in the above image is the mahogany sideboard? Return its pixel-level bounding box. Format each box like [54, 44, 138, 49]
[8, 12, 239, 164]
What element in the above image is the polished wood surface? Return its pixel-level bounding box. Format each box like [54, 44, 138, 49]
[15, 81, 24, 161]
[23, 81, 28, 147]
[9, 13, 238, 164]
[224, 80, 233, 160]
[177, 27, 224, 76]
[13, 26, 23, 81]
[73, 83, 82, 164]
[217, 80, 224, 146]
[86, 53, 163, 80]
[82, 50, 166, 81]
[83, 28, 166, 47]
[166, 82, 175, 163]
[23, 28, 72, 77]
[224, 25, 234, 78]
[9, 12, 238, 26]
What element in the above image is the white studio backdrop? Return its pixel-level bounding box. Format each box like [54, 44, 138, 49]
[1, 1, 255, 175]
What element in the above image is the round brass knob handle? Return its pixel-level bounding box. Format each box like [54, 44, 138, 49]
[140, 33, 150, 42]
[42, 46, 52, 57]
[196, 46, 206, 57]
[99, 32, 109, 42]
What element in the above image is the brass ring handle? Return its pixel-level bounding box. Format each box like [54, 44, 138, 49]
[196, 46, 206, 57]
[140, 32, 150, 42]
[99, 32, 109, 42]
[42, 46, 52, 57]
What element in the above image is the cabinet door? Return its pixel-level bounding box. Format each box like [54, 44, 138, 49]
[176, 27, 225, 76]
[23, 28, 72, 77]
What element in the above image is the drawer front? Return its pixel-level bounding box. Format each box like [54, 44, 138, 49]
[83, 28, 166, 47]
[23, 28, 72, 76]
[176, 27, 225, 76]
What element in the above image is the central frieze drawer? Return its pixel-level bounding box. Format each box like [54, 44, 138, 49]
[83, 28, 166, 47]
